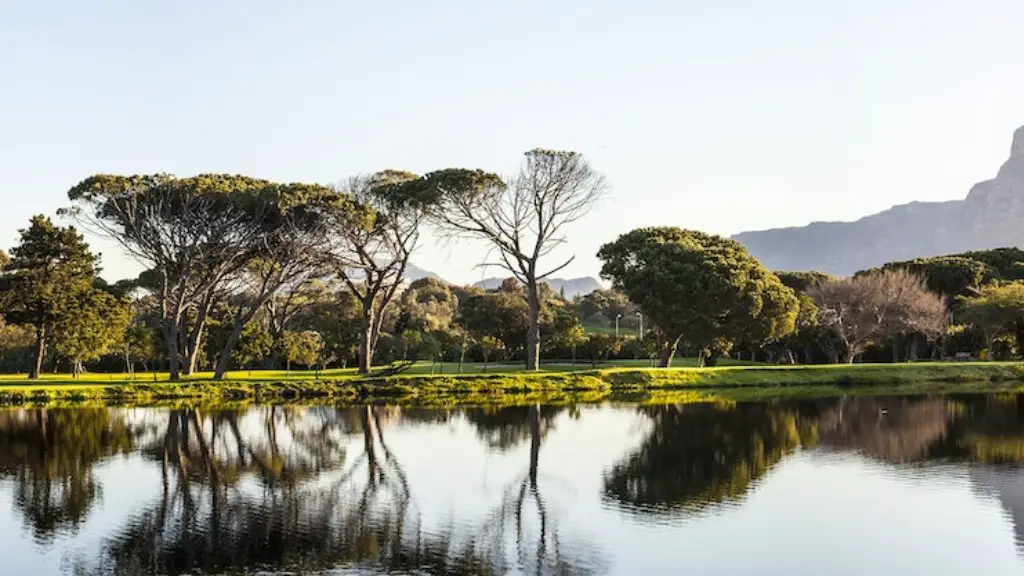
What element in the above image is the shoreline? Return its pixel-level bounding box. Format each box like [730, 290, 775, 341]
[2, 362, 1024, 407]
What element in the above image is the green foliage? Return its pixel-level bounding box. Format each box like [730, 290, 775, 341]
[0, 319, 34, 372]
[775, 271, 833, 293]
[311, 290, 362, 367]
[584, 333, 624, 367]
[0, 216, 99, 376]
[52, 290, 131, 368]
[232, 321, 274, 369]
[954, 248, 1024, 281]
[877, 256, 989, 301]
[458, 291, 530, 353]
[281, 330, 324, 368]
[397, 277, 458, 332]
[598, 227, 798, 363]
[478, 336, 504, 364]
[957, 282, 1024, 356]
[577, 288, 637, 323]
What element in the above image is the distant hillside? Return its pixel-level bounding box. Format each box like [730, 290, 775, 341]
[405, 262, 443, 282]
[473, 276, 603, 298]
[733, 125, 1024, 276]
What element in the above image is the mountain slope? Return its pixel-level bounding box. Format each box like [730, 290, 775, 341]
[733, 125, 1024, 275]
[473, 276, 603, 298]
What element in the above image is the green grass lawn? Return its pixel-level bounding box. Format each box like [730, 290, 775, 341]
[0, 357, 763, 386]
[3, 360, 1024, 408]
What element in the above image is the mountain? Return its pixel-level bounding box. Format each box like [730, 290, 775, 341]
[733, 125, 1024, 276]
[405, 262, 443, 282]
[473, 276, 603, 298]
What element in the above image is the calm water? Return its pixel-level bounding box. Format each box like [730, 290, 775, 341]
[2, 396, 1024, 575]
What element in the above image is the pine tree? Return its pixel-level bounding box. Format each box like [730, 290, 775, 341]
[0, 216, 97, 378]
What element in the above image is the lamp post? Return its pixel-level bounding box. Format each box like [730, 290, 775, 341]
[615, 314, 622, 338]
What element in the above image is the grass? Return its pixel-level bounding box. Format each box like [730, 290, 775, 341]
[2, 360, 1024, 408]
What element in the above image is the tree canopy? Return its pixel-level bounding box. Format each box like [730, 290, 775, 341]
[0, 216, 98, 378]
[599, 228, 798, 366]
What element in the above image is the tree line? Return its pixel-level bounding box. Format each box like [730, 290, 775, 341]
[0, 150, 608, 379]
[3, 148, 1024, 377]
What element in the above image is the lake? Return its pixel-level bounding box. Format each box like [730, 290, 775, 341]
[1, 395, 1024, 575]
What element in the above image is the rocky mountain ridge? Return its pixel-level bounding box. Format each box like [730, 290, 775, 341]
[733, 125, 1024, 275]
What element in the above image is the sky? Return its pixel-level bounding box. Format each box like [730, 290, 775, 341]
[2, 0, 1024, 284]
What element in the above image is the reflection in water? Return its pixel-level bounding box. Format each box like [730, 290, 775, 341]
[0, 409, 135, 542]
[602, 401, 817, 515]
[1, 396, 1024, 574]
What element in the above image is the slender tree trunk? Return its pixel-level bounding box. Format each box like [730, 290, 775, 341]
[184, 299, 213, 375]
[458, 333, 466, 374]
[358, 305, 375, 375]
[986, 334, 996, 361]
[658, 337, 681, 368]
[843, 349, 856, 364]
[165, 320, 181, 381]
[909, 338, 920, 362]
[30, 324, 46, 380]
[525, 281, 541, 371]
[213, 323, 246, 380]
[529, 404, 541, 486]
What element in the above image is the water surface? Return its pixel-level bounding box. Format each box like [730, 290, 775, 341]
[2, 395, 1024, 575]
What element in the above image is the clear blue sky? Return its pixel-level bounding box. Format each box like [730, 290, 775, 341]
[2, 0, 1023, 283]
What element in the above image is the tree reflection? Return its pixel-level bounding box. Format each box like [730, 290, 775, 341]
[0, 408, 134, 541]
[602, 402, 817, 515]
[73, 406, 538, 575]
[816, 397, 952, 463]
[465, 404, 605, 575]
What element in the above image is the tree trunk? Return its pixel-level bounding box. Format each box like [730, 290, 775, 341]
[213, 324, 245, 380]
[525, 281, 541, 371]
[704, 349, 721, 367]
[358, 305, 375, 375]
[909, 338, 920, 362]
[843, 349, 856, 364]
[892, 337, 900, 363]
[658, 337, 681, 368]
[30, 324, 46, 380]
[165, 320, 181, 381]
[986, 334, 996, 361]
[458, 333, 466, 374]
[529, 403, 541, 486]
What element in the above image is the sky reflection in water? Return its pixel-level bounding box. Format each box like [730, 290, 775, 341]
[0, 396, 1023, 575]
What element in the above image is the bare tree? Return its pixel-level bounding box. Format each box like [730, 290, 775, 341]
[327, 172, 424, 374]
[810, 269, 947, 363]
[420, 150, 607, 370]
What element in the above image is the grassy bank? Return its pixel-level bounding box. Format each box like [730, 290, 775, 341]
[2, 361, 1024, 407]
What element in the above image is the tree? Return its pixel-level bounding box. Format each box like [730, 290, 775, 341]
[583, 333, 624, 367]
[598, 228, 798, 367]
[478, 336, 504, 371]
[281, 330, 324, 370]
[958, 283, 1024, 360]
[326, 171, 425, 374]
[415, 150, 607, 370]
[810, 269, 947, 363]
[0, 216, 97, 378]
[312, 290, 363, 368]
[578, 289, 637, 323]
[397, 277, 458, 332]
[877, 256, 989, 303]
[52, 289, 131, 378]
[775, 271, 833, 293]
[67, 175, 334, 380]
[458, 291, 531, 355]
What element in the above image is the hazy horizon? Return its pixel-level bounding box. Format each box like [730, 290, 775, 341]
[3, 1, 1024, 283]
